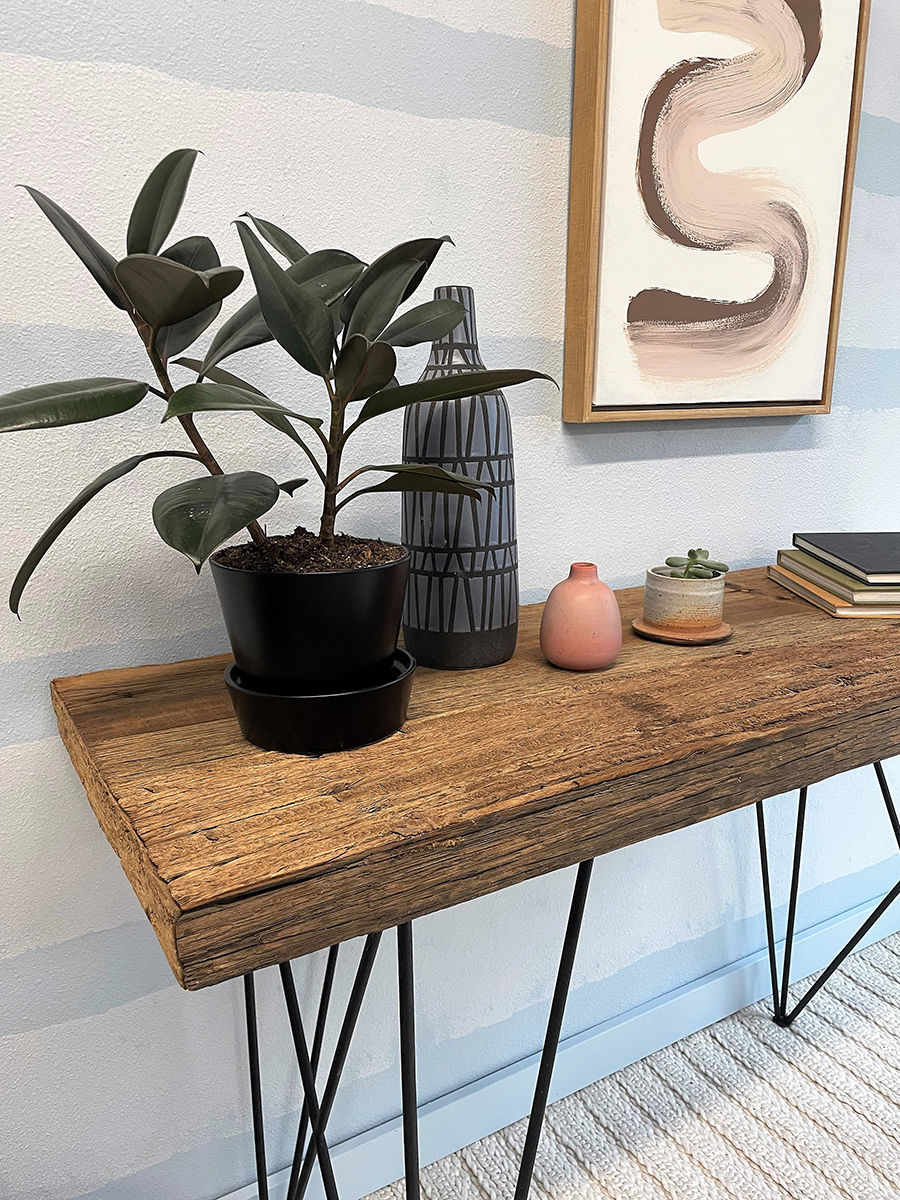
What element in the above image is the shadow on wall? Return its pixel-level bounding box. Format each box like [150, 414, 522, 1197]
[562, 414, 816, 467]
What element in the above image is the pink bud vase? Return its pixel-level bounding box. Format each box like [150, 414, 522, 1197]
[540, 563, 622, 671]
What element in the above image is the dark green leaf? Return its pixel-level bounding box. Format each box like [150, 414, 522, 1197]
[348, 462, 494, 492]
[0, 378, 148, 432]
[126, 149, 199, 255]
[162, 381, 318, 424]
[278, 478, 308, 495]
[334, 335, 397, 402]
[21, 187, 127, 309]
[173, 357, 266, 395]
[240, 213, 307, 262]
[200, 251, 363, 373]
[172, 359, 323, 443]
[302, 262, 364, 307]
[346, 261, 420, 342]
[256, 410, 321, 446]
[8, 450, 201, 615]
[340, 235, 452, 326]
[152, 471, 280, 569]
[157, 236, 222, 359]
[235, 221, 334, 376]
[356, 369, 556, 426]
[380, 298, 465, 347]
[115, 254, 243, 329]
[338, 470, 486, 511]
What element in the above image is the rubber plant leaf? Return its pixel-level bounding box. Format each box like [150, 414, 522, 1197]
[348, 462, 494, 493]
[21, 187, 127, 309]
[8, 450, 201, 615]
[173, 359, 322, 446]
[340, 235, 452, 327]
[380, 298, 465, 347]
[156, 235, 222, 360]
[345, 261, 420, 343]
[200, 252, 363, 373]
[115, 254, 243, 330]
[334, 335, 397, 402]
[0, 378, 148, 432]
[240, 213, 308, 263]
[126, 149, 199, 256]
[173, 357, 266, 394]
[278, 478, 308, 495]
[152, 471, 280, 570]
[235, 221, 335, 377]
[337, 470, 486, 511]
[162, 381, 320, 426]
[355, 369, 555, 426]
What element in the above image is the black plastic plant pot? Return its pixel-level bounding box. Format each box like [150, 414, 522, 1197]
[210, 552, 410, 689]
[224, 650, 417, 755]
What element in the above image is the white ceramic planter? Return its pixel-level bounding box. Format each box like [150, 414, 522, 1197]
[642, 566, 726, 632]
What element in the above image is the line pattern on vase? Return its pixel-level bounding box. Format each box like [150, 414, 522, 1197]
[402, 286, 518, 668]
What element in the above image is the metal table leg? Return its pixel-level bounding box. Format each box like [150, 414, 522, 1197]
[243, 972, 269, 1200]
[398, 922, 420, 1200]
[756, 760, 900, 1027]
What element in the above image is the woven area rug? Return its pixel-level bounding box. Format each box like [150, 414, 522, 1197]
[367, 932, 900, 1199]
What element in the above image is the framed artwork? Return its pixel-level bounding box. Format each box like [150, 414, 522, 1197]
[562, 0, 871, 422]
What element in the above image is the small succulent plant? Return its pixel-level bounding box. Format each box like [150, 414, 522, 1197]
[664, 548, 729, 579]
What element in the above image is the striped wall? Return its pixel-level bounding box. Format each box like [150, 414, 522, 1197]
[2, 1, 900, 1197]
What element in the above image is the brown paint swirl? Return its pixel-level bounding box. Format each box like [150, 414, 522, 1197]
[627, 0, 822, 381]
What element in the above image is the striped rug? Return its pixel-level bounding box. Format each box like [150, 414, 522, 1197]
[367, 932, 900, 1199]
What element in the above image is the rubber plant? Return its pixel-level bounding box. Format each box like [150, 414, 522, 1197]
[1, 149, 551, 613]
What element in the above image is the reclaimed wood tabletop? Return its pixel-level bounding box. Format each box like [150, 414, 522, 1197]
[51, 568, 900, 989]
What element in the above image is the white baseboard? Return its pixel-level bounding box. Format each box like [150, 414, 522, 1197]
[219, 893, 900, 1200]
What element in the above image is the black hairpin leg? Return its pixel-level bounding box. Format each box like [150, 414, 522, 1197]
[756, 761, 900, 1027]
[514, 858, 595, 1200]
[290, 932, 383, 1200]
[398, 922, 420, 1200]
[243, 973, 269, 1200]
[280, 962, 340, 1200]
[285, 945, 339, 1200]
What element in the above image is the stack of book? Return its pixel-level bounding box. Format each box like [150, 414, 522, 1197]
[768, 533, 900, 618]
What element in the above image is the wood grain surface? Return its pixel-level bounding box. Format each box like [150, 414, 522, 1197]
[52, 569, 900, 989]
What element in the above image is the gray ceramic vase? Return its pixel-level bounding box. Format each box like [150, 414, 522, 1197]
[401, 285, 518, 669]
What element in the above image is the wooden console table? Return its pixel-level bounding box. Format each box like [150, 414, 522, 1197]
[51, 568, 900, 1200]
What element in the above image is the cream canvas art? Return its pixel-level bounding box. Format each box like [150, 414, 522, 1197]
[563, 0, 870, 421]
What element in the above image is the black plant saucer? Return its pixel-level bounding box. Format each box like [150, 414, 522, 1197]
[224, 650, 417, 756]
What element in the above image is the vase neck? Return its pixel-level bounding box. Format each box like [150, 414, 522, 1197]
[569, 562, 599, 582]
[425, 285, 485, 370]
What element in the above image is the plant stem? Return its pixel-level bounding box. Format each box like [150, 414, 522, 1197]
[318, 375, 344, 545]
[146, 329, 267, 547]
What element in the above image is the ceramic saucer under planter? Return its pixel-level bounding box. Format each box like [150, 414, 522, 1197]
[224, 649, 416, 756]
[631, 616, 733, 646]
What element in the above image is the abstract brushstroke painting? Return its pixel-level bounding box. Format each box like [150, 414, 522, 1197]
[563, 0, 869, 420]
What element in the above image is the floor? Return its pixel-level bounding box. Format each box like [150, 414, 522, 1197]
[368, 931, 900, 1200]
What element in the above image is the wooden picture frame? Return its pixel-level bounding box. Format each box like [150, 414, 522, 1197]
[562, 0, 871, 423]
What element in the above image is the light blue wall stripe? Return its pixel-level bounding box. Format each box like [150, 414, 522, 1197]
[4, 1, 898, 166]
[855, 111, 900, 196]
[832, 344, 900, 406]
[0, 922, 173, 1037]
[66, 1109, 301, 1200]
[0, 0, 573, 137]
[7, 846, 895, 1041]
[0, 626, 230, 749]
